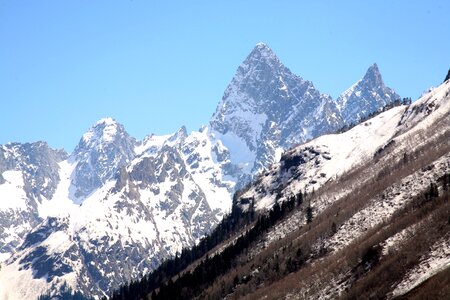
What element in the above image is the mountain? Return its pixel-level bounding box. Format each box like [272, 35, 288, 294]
[0, 43, 401, 299]
[113, 76, 450, 300]
[0, 123, 231, 299]
[337, 63, 400, 124]
[210, 42, 342, 179]
[0, 142, 66, 261]
[71, 117, 136, 200]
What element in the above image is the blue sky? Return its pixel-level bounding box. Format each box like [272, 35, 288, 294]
[1, 1, 449, 151]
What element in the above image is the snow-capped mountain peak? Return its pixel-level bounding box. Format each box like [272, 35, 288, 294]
[337, 63, 400, 124]
[209, 43, 342, 179]
[255, 41, 269, 48]
[79, 117, 126, 147]
[71, 118, 136, 199]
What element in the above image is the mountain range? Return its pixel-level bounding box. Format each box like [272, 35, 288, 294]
[0, 43, 402, 299]
[111, 71, 450, 300]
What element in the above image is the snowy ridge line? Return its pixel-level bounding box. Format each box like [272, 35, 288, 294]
[300, 153, 450, 300]
[239, 105, 409, 213]
[234, 112, 449, 266]
[251, 103, 446, 250]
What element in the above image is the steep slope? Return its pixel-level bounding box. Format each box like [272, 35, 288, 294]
[130, 78, 449, 300]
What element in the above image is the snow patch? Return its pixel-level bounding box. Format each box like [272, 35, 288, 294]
[0, 170, 27, 211]
[38, 160, 79, 218]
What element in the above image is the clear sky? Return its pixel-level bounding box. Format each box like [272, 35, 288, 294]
[1, 1, 449, 152]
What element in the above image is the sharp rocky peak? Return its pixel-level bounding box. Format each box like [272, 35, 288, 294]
[234, 42, 289, 82]
[337, 63, 400, 125]
[362, 63, 383, 86]
[209, 42, 340, 177]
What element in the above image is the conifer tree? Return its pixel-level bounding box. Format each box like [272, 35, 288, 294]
[306, 205, 313, 224]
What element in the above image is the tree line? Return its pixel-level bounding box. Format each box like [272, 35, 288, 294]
[108, 190, 308, 300]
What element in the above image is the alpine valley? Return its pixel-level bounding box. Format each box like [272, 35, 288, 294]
[1, 43, 445, 300]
